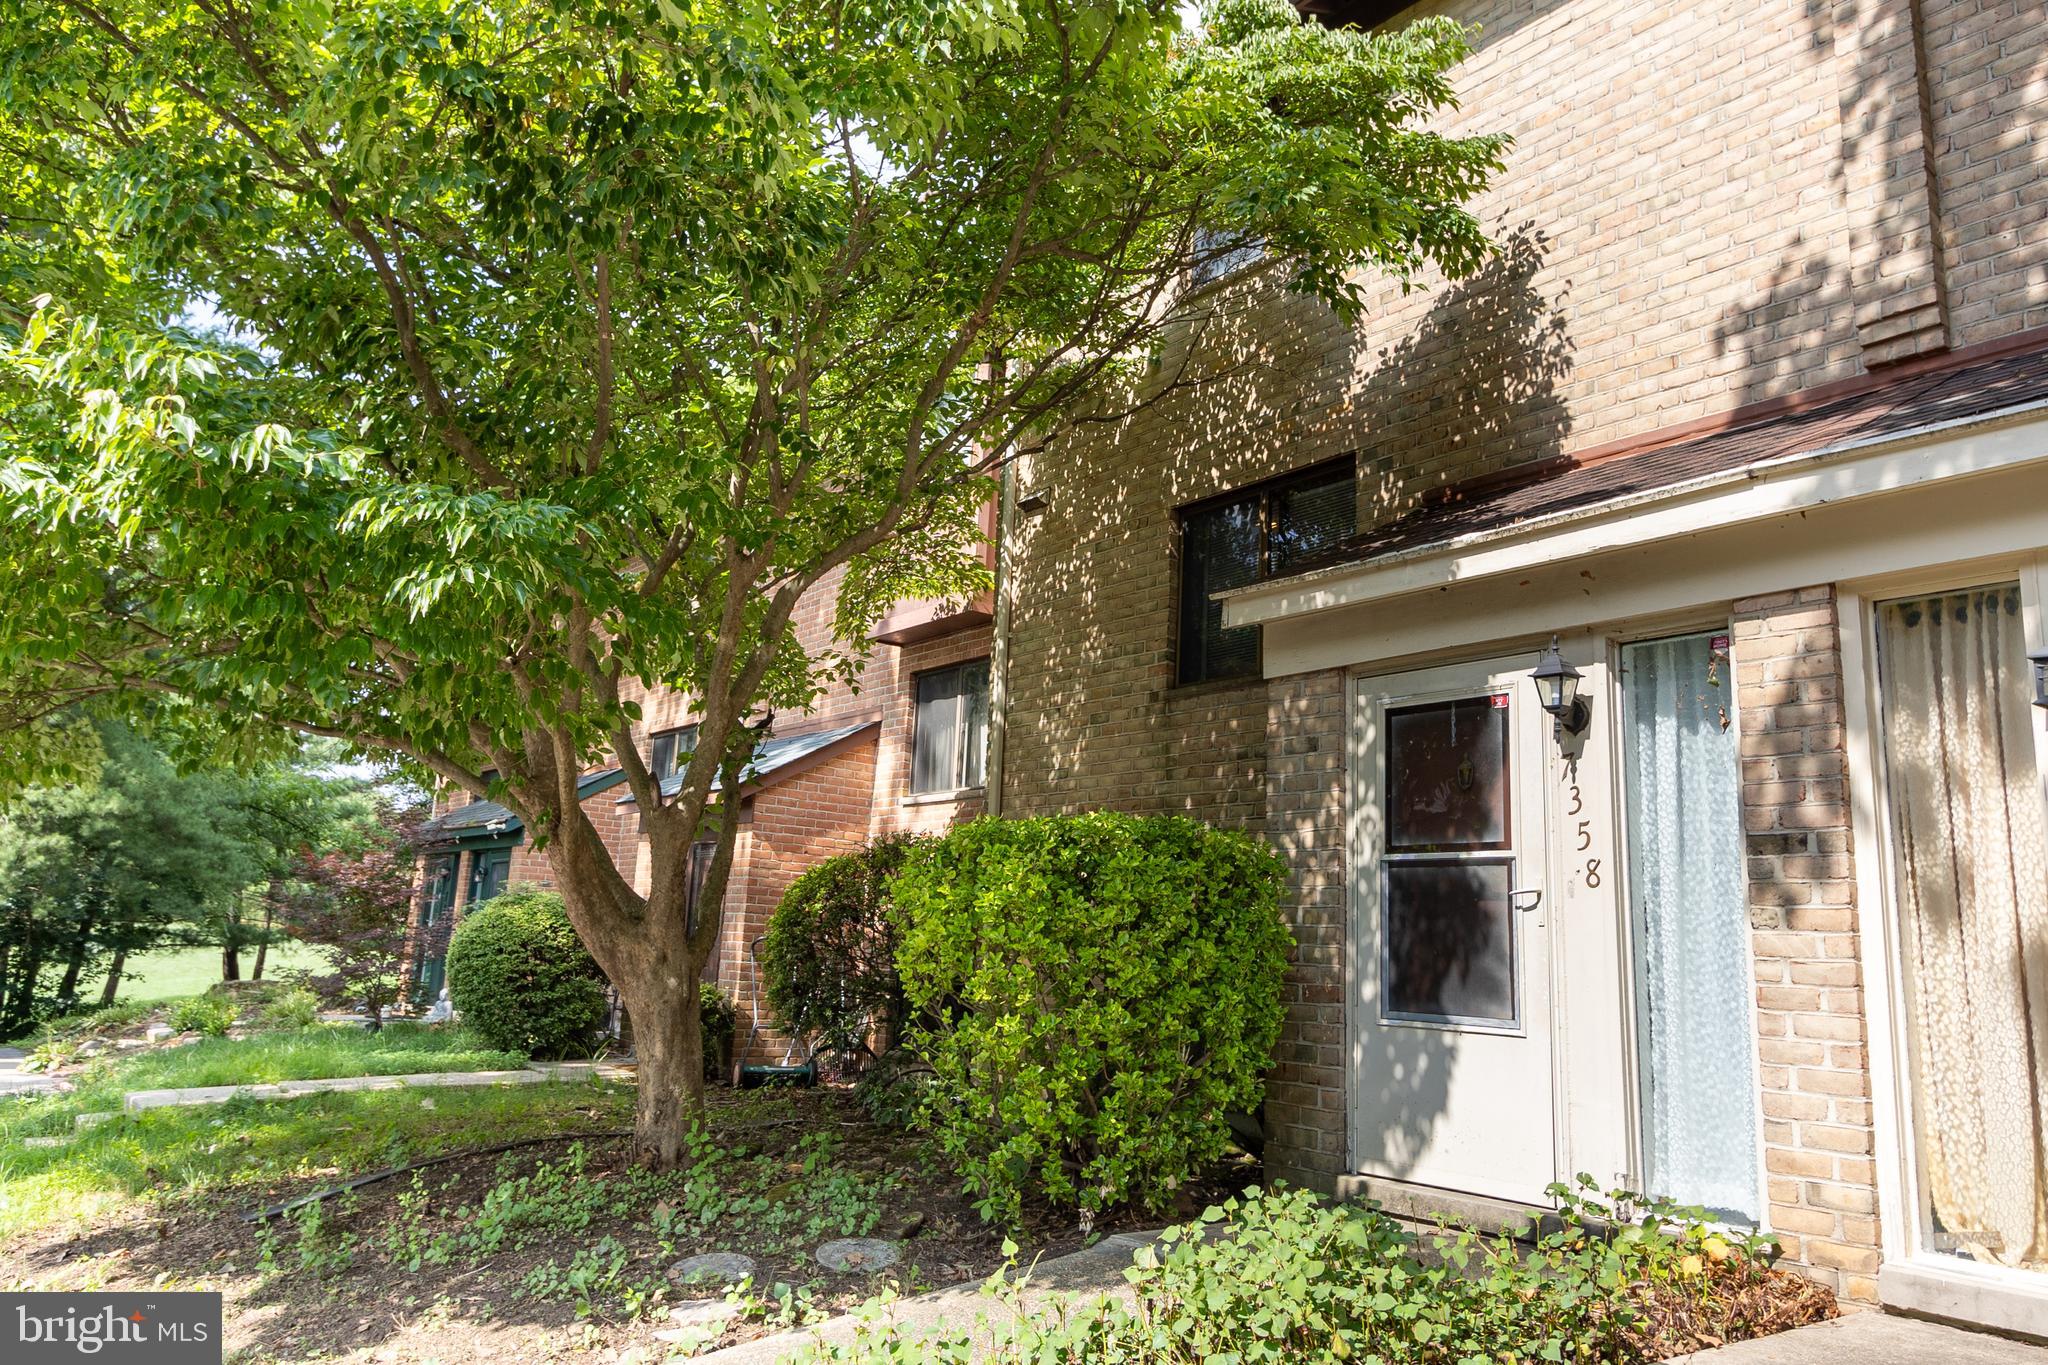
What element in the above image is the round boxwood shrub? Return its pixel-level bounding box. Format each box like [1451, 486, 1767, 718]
[761, 834, 925, 1067]
[445, 886, 608, 1059]
[891, 812, 1292, 1222]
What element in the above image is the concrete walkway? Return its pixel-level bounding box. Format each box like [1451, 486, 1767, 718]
[1671, 1311, 2047, 1363]
[121, 1060, 616, 1113]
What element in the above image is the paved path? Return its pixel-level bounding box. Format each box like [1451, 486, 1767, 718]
[0, 1046, 63, 1098]
[1671, 1311, 2047, 1363]
[121, 1061, 612, 1113]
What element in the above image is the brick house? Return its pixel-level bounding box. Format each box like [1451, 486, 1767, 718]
[410, 545, 996, 1061]
[399, 0, 2048, 1332]
[986, 0, 2048, 1333]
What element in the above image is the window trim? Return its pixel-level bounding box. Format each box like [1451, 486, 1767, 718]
[909, 658, 991, 796]
[1175, 456, 1356, 686]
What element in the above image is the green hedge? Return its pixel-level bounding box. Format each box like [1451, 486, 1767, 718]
[892, 813, 1292, 1221]
[760, 834, 924, 1066]
[445, 887, 608, 1060]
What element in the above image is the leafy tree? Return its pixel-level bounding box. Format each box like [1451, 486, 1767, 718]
[0, 726, 262, 1034]
[267, 807, 428, 1030]
[0, 0, 1505, 1163]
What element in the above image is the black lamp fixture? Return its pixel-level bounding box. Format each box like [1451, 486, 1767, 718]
[1530, 635, 1592, 739]
[2030, 644, 2048, 710]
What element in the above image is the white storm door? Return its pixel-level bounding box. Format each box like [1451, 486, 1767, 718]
[1350, 662, 1557, 1204]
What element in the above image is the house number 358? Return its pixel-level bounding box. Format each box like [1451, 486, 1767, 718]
[1568, 785, 1602, 887]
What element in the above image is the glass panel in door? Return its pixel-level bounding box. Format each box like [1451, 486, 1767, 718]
[1620, 632, 1760, 1223]
[1875, 582, 2048, 1272]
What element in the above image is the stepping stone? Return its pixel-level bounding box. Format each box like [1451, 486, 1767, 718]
[815, 1238, 899, 1273]
[74, 1112, 117, 1130]
[665, 1252, 756, 1286]
[145, 1026, 173, 1043]
[666, 1300, 741, 1329]
[23, 1135, 68, 1148]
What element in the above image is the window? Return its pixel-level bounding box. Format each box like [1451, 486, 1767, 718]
[685, 839, 720, 981]
[911, 659, 990, 794]
[1378, 694, 1518, 1027]
[1620, 631, 1759, 1223]
[649, 725, 698, 786]
[1176, 459, 1354, 685]
[420, 854, 457, 927]
[1874, 582, 2048, 1271]
[466, 847, 512, 906]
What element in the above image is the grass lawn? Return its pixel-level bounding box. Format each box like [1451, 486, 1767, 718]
[113, 941, 327, 1002]
[74, 1023, 526, 1097]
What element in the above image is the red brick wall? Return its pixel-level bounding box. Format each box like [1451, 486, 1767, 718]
[706, 737, 881, 1063]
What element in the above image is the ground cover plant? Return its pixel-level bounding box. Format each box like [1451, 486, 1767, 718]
[795, 1181, 1838, 1364]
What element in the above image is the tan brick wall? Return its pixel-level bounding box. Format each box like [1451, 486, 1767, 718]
[1260, 669, 1351, 1183]
[1001, 0, 2045, 828]
[1924, 0, 2048, 347]
[1731, 586, 1881, 1303]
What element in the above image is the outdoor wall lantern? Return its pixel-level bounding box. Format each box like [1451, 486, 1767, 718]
[2030, 645, 2048, 710]
[1530, 635, 1591, 739]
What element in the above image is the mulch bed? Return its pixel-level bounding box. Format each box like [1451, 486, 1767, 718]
[9, 1086, 1256, 1364]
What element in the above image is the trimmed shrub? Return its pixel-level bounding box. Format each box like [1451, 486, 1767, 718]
[761, 835, 925, 1067]
[701, 981, 736, 1083]
[891, 813, 1292, 1222]
[445, 887, 608, 1059]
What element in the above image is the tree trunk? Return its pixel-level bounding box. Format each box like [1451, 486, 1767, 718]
[251, 896, 274, 981]
[221, 942, 241, 982]
[619, 971, 705, 1168]
[98, 947, 127, 1008]
[56, 909, 95, 1005]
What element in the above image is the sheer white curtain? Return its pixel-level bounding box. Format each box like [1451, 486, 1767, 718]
[1623, 634, 1760, 1221]
[1877, 584, 2048, 1271]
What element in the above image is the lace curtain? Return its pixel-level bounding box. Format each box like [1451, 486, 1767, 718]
[1877, 584, 2048, 1270]
[1623, 633, 1760, 1221]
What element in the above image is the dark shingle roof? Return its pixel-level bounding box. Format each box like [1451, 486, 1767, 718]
[618, 720, 880, 805]
[426, 767, 626, 843]
[1305, 341, 2048, 573]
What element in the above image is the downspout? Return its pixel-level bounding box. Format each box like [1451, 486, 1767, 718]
[985, 366, 1016, 818]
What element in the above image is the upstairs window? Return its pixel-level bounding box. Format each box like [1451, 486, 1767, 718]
[649, 725, 698, 786]
[1177, 458, 1355, 685]
[912, 659, 990, 794]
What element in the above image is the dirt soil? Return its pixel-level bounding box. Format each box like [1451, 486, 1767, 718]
[8, 1087, 1258, 1364]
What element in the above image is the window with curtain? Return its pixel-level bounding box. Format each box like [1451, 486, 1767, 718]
[1622, 632, 1760, 1223]
[1875, 583, 2048, 1272]
[912, 659, 990, 794]
[1175, 459, 1355, 685]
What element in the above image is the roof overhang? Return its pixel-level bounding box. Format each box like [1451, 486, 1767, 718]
[1223, 396, 2048, 631]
